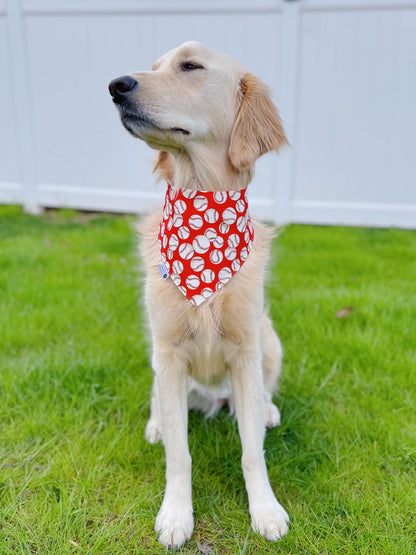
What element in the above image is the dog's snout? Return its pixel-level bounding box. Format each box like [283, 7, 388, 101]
[108, 76, 138, 102]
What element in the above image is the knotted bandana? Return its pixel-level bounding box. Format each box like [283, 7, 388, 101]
[158, 184, 254, 306]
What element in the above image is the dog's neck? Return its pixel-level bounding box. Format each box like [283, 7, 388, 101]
[169, 143, 253, 192]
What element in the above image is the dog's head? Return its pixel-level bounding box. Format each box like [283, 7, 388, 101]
[109, 41, 287, 171]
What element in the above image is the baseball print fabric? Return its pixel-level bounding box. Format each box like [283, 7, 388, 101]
[158, 184, 254, 306]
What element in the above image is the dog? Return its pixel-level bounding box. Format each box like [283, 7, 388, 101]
[109, 41, 289, 549]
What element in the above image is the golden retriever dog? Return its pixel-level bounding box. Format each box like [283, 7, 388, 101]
[109, 41, 289, 549]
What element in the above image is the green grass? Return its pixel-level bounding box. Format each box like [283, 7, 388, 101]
[0, 205, 415, 554]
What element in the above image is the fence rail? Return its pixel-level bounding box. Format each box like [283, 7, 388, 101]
[1, 0, 415, 228]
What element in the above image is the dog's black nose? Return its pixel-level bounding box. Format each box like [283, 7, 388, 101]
[109, 76, 138, 102]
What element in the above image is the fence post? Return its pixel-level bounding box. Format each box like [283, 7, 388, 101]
[275, 0, 301, 225]
[6, 0, 41, 214]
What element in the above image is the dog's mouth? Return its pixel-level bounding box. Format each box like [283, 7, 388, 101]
[119, 107, 191, 139]
[118, 108, 157, 139]
[170, 127, 190, 135]
[119, 105, 152, 127]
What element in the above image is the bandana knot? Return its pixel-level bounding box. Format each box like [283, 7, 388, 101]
[158, 184, 254, 306]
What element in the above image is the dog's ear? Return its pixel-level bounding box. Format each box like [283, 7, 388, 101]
[229, 73, 288, 170]
[153, 151, 175, 183]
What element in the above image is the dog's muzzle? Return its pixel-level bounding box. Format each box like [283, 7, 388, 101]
[108, 76, 138, 104]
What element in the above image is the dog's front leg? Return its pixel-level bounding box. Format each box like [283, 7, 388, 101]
[230, 347, 290, 541]
[152, 347, 193, 548]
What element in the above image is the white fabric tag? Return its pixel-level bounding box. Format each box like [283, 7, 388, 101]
[158, 263, 170, 281]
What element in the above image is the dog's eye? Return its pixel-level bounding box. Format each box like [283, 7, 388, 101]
[180, 62, 204, 72]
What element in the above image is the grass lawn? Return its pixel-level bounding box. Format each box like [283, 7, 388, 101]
[0, 205, 415, 554]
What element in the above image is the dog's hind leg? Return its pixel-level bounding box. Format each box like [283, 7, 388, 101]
[261, 314, 283, 429]
[145, 377, 162, 444]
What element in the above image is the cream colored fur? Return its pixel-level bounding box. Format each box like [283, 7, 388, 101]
[110, 41, 289, 549]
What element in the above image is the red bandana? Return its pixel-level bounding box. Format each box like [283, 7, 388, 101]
[158, 184, 254, 306]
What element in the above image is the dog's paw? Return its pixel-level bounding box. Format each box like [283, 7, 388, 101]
[145, 419, 162, 444]
[155, 499, 194, 548]
[250, 499, 290, 541]
[265, 402, 281, 429]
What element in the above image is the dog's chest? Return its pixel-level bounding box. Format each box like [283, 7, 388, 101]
[187, 338, 228, 383]
[181, 301, 236, 382]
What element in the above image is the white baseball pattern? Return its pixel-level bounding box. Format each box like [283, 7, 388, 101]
[193, 235, 210, 254]
[210, 249, 223, 264]
[174, 199, 187, 214]
[201, 287, 214, 298]
[179, 243, 194, 260]
[172, 260, 184, 274]
[158, 184, 254, 306]
[218, 267, 232, 283]
[212, 235, 224, 249]
[178, 225, 190, 240]
[219, 222, 230, 234]
[186, 275, 200, 290]
[172, 274, 181, 286]
[190, 256, 205, 272]
[201, 269, 215, 283]
[204, 228, 217, 242]
[190, 295, 205, 306]
[236, 199, 246, 213]
[182, 189, 197, 199]
[222, 207, 237, 225]
[214, 191, 227, 204]
[237, 215, 248, 233]
[204, 208, 219, 223]
[172, 214, 183, 227]
[169, 234, 179, 251]
[229, 191, 240, 201]
[225, 247, 237, 261]
[193, 195, 208, 211]
[228, 234, 240, 248]
[163, 201, 172, 220]
[189, 215, 203, 230]
[231, 259, 241, 272]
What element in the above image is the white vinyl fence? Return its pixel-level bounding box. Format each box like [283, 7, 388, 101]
[1, 0, 416, 228]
